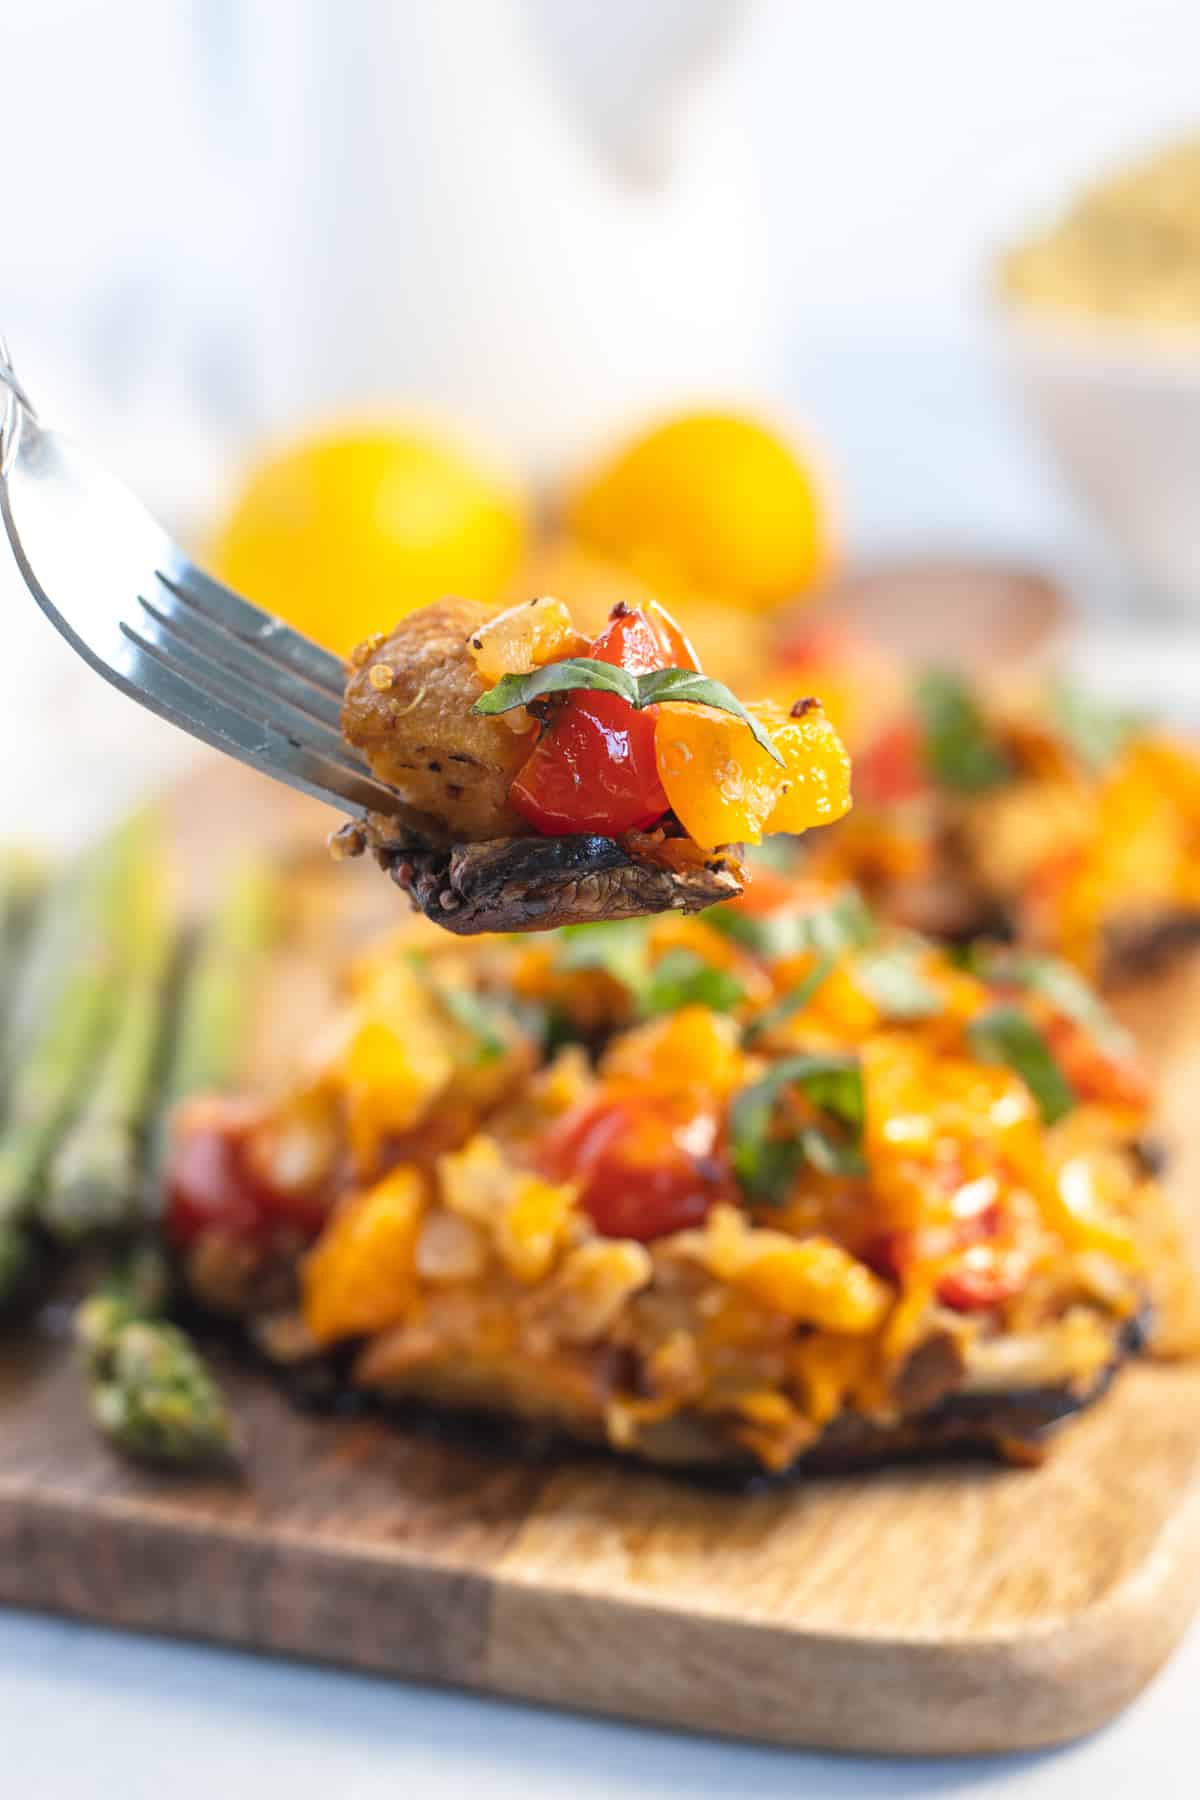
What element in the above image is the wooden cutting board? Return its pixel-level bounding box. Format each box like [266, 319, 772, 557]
[2, 759, 1200, 1756]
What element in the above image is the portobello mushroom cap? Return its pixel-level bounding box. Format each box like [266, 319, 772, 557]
[377, 831, 745, 935]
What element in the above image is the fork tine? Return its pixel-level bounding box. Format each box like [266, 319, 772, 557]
[130, 596, 353, 762]
[0, 342, 400, 817]
[156, 556, 347, 698]
[116, 623, 399, 816]
[144, 580, 344, 733]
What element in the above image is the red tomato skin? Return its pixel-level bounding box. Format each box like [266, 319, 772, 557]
[167, 1099, 326, 1249]
[510, 607, 675, 836]
[168, 1108, 264, 1246]
[936, 1257, 1025, 1312]
[855, 720, 926, 806]
[644, 599, 700, 672]
[539, 1095, 723, 1242]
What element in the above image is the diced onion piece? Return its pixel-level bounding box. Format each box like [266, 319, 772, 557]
[303, 1167, 426, 1344]
[468, 595, 589, 686]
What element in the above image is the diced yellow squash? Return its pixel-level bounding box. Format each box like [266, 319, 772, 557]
[733, 1235, 890, 1332]
[654, 698, 851, 849]
[303, 1166, 427, 1344]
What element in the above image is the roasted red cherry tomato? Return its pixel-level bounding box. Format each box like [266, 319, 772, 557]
[539, 1092, 726, 1241]
[510, 603, 694, 836]
[167, 1097, 327, 1248]
[937, 1246, 1028, 1312]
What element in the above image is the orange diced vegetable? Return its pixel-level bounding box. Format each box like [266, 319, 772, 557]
[654, 698, 851, 849]
[303, 1166, 426, 1344]
[733, 1235, 891, 1332]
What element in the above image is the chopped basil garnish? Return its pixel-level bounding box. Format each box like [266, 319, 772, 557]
[913, 669, 1011, 793]
[640, 948, 746, 1018]
[966, 946, 1132, 1059]
[554, 919, 652, 990]
[472, 659, 784, 765]
[853, 942, 943, 1019]
[966, 1005, 1074, 1124]
[730, 1053, 866, 1203]
[710, 886, 875, 959]
[550, 921, 744, 1019]
[437, 985, 508, 1066]
[1048, 679, 1141, 774]
[1014, 954, 1132, 1057]
[742, 954, 833, 1043]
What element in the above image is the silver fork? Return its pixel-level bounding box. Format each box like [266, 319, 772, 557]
[0, 339, 400, 818]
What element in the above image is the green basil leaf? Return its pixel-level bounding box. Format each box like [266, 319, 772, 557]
[554, 918, 652, 989]
[437, 985, 508, 1066]
[802, 888, 876, 953]
[742, 953, 833, 1043]
[731, 1053, 865, 1203]
[639, 948, 746, 1019]
[799, 1126, 869, 1178]
[853, 942, 943, 1019]
[633, 669, 784, 765]
[551, 923, 744, 1020]
[710, 886, 875, 960]
[472, 660, 785, 766]
[1002, 951, 1132, 1059]
[967, 1005, 1075, 1124]
[913, 669, 1011, 793]
[473, 657, 637, 715]
[1048, 679, 1142, 774]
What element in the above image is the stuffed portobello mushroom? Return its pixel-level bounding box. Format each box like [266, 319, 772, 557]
[165, 877, 1199, 1477]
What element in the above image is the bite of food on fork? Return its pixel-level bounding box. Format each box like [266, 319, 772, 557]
[336, 594, 852, 933]
[0, 340, 850, 935]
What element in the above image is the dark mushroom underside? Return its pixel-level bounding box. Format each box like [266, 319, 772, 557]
[373, 832, 745, 935]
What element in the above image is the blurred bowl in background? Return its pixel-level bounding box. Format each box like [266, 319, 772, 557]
[997, 301, 1200, 618]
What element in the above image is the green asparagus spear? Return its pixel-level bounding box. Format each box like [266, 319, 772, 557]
[77, 1243, 238, 1466]
[0, 850, 46, 1038]
[40, 837, 175, 1241]
[0, 1221, 41, 1311]
[147, 860, 278, 1185]
[0, 817, 152, 1226]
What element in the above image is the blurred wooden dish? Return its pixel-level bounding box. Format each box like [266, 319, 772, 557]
[814, 555, 1066, 669]
[0, 757, 1198, 1756]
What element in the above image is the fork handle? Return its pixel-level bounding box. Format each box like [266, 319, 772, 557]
[0, 338, 38, 479]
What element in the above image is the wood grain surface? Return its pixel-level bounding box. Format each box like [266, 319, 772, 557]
[1, 756, 1199, 1756]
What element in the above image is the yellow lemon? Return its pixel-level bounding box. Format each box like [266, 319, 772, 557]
[212, 427, 527, 655]
[565, 411, 834, 614]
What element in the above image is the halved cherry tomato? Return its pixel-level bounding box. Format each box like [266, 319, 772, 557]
[538, 1092, 727, 1240]
[644, 598, 700, 672]
[937, 1246, 1028, 1312]
[167, 1097, 328, 1248]
[510, 604, 691, 836]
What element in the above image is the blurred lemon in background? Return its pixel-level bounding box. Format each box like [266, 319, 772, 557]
[212, 427, 527, 655]
[564, 411, 833, 614]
